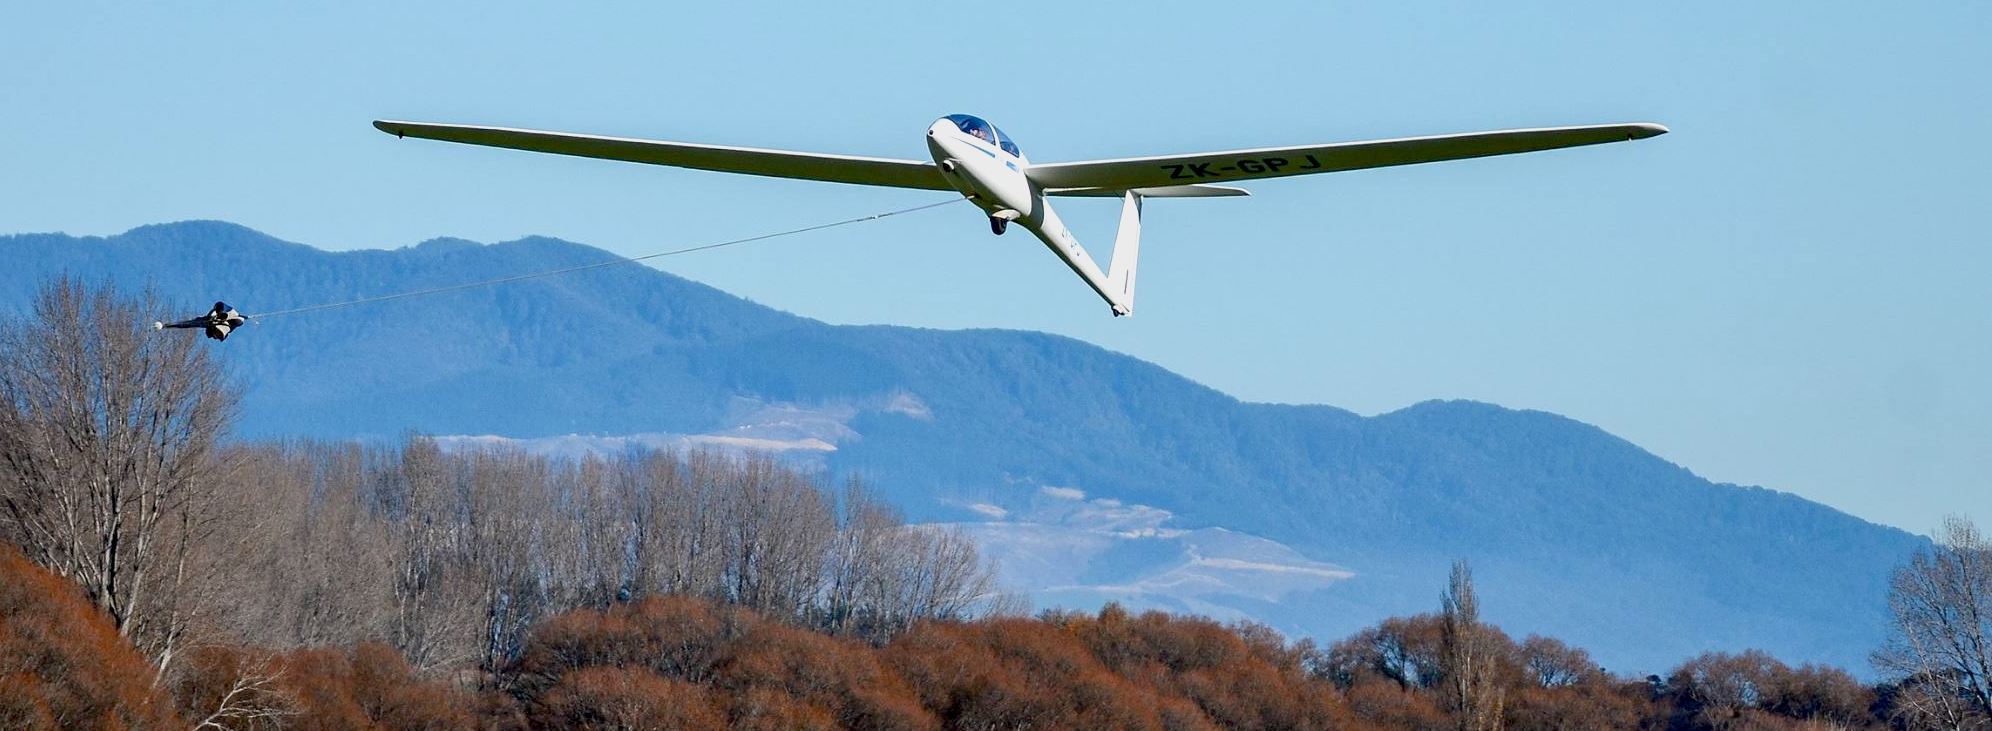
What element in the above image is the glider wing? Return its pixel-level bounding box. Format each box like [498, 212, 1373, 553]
[374, 121, 955, 191]
[1025, 123, 1668, 191]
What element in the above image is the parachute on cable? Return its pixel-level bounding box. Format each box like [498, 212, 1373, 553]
[154, 301, 245, 341]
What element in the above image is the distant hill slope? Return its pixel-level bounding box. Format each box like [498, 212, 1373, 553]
[0, 221, 1926, 674]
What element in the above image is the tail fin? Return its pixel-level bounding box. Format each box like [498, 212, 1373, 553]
[1105, 191, 1142, 316]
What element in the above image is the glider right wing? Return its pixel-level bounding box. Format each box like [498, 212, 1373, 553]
[1025, 123, 1668, 191]
[374, 121, 955, 191]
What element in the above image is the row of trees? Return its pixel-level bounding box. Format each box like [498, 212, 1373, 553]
[8, 278, 1992, 729]
[198, 440, 1006, 673]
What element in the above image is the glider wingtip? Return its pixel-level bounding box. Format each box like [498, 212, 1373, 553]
[1632, 122, 1670, 139]
[372, 119, 407, 137]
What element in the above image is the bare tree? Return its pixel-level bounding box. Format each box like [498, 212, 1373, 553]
[0, 278, 237, 671]
[716, 454, 834, 619]
[646, 449, 727, 598]
[464, 448, 550, 670]
[1875, 515, 1992, 730]
[1442, 560, 1504, 731]
[1518, 635, 1596, 689]
[297, 445, 395, 646]
[187, 651, 295, 730]
[380, 437, 480, 671]
[566, 453, 635, 610]
[889, 525, 997, 623]
[822, 480, 899, 635]
[817, 479, 1001, 641]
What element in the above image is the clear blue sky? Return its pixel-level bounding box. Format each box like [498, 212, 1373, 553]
[3, 2, 1987, 535]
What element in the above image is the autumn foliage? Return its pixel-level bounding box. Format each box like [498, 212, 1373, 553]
[504, 596, 1350, 731]
[0, 543, 1915, 730]
[165, 642, 477, 730]
[491, 596, 1888, 731]
[0, 543, 180, 730]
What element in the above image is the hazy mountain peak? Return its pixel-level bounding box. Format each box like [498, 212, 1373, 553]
[409, 236, 481, 253]
[114, 219, 305, 251]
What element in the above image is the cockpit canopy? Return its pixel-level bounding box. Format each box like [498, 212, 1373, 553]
[944, 114, 1021, 157]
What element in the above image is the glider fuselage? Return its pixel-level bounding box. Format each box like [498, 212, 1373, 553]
[926, 115, 1113, 309]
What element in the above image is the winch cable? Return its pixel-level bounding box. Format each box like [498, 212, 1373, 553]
[245, 197, 964, 321]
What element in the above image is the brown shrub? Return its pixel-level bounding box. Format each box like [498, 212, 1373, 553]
[0, 544, 180, 730]
[1758, 663, 1875, 727]
[1344, 676, 1450, 731]
[1506, 680, 1653, 731]
[884, 619, 1159, 730]
[241, 642, 476, 731]
[717, 619, 935, 731]
[1326, 614, 1448, 691]
[728, 686, 838, 731]
[538, 665, 725, 730]
[350, 588, 1894, 731]
[172, 645, 293, 730]
[512, 594, 732, 698]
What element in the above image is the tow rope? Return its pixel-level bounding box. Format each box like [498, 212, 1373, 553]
[244, 197, 964, 321]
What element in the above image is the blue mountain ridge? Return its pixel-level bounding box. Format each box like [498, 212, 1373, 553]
[0, 221, 1927, 675]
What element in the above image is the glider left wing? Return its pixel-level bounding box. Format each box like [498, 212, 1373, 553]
[1025, 123, 1668, 191]
[374, 121, 955, 191]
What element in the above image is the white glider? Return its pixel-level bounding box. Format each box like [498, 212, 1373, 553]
[374, 115, 1666, 316]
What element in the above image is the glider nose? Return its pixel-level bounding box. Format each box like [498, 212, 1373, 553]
[928, 135, 983, 179]
[927, 125, 966, 161]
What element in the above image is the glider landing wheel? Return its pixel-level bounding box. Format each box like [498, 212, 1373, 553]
[989, 216, 1008, 235]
